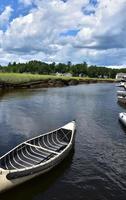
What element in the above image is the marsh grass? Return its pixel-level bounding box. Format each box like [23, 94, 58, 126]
[0, 73, 115, 84]
[0, 73, 55, 84]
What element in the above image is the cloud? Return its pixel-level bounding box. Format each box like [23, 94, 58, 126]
[0, 0, 126, 66]
[73, 0, 126, 50]
[0, 6, 13, 30]
[19, 0, 34, 6]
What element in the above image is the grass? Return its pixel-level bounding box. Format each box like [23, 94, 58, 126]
[0, 73, 56, 84]
[0, 73, 115, 84]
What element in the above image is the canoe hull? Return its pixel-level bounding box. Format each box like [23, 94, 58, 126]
[0, 121, 76, 193]
[0, 142, 74, 193]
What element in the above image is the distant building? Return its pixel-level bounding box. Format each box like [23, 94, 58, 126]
[64, 73, 72, 77]
[116, 73, 126, 81]
[56, 72, 72, 77]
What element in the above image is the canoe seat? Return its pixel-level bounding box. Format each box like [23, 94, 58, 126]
[0, 128, 71, 171]
[0, 144, 56, 170]
[27, 132, 68, 154]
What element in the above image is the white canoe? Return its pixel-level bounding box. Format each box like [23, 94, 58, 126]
[0, 121, 76, 193]
[119, 113, 126, 126]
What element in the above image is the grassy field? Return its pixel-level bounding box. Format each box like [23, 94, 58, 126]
[0, 73, 115, 84]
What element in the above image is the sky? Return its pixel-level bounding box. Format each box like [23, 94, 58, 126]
[0, 0, 126, 67]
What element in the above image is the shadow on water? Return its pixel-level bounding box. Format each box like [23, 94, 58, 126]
[118, 120, 126, 134]
[0, 88, 48, 101]
[0, 149, 75, 200]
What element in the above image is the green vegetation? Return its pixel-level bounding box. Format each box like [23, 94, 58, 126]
[0, 73, 114, 84]
[0, 60, 123, 79]
[0, 73, 55, 84]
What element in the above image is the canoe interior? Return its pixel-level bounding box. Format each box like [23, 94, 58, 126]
[0, 128, 72, 171]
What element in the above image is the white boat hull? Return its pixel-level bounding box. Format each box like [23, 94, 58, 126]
[116, 82, 125, 87]
[0, 145, 72, 192]
[117, 91, 126, 97]
[119, 112, 126, 127]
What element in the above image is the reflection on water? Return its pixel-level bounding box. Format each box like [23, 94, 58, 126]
[0, 150, 74, 200]
[118, 121, 126, 134]
[0, 84, 126, 200]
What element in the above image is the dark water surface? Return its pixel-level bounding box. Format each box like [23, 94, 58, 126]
[0, 84, 126, 200]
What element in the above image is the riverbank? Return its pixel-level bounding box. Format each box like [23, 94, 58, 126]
[0, 73, 115, 89]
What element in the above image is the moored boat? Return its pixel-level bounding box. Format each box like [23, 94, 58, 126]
[0, 121, 76, 193]
[117, 91, 126, 97]
[117, 96, 126, 104]
[116, 82, 125, 87]
[119, 112, 126, 126]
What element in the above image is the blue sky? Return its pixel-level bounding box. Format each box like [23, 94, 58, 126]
[0, 0, 126, 67]
[0, 0, 35, 25]
[60, 29, 80, 37]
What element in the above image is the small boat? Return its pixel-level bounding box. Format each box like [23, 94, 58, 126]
[117, 96, 126, 104]
[117, 91, 126, 97]
[0, 121, 76, 192]
[119, 112, 126, 126]
[116, 82, 125, 87]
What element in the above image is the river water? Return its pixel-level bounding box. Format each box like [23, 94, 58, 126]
[0, 83, 126, 200]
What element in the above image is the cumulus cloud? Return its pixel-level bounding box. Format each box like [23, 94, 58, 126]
[0, 6, 13, 29]
[0, 0, 126, 66]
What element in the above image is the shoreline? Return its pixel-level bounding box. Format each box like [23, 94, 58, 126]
[0, 76, 115, 90]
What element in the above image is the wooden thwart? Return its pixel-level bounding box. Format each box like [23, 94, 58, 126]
[24, 142, 60, 155]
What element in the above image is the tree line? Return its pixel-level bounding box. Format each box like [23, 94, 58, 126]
[0, 60, 125, 78]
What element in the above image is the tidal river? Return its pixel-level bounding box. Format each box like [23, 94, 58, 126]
[0, 83, 126, 200]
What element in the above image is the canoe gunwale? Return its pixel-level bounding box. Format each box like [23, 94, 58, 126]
[0, 121, 76, 175]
